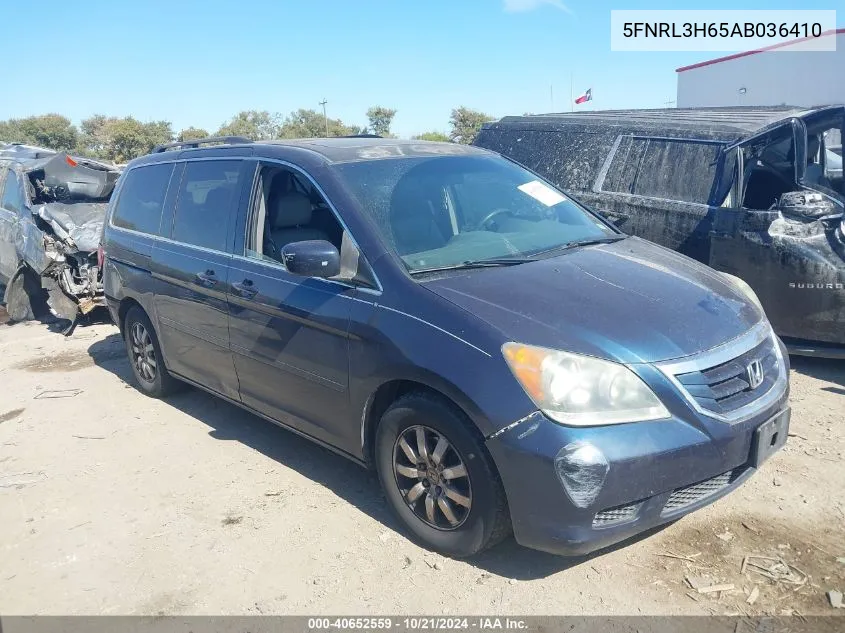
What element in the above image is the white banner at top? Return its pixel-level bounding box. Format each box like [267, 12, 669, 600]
[610, 10, 838, 52]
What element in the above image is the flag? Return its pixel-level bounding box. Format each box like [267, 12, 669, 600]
[575, 88, 592, 105]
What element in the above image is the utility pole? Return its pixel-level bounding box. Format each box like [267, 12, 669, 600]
[319, 99, 329, 136]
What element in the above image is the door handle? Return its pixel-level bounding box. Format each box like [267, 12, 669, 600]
[232, 279, 257, 299]
[196, 269, 217, 287]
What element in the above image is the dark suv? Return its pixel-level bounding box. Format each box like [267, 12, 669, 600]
[102, 136, 790, 557]
[474, 107, 845, 357]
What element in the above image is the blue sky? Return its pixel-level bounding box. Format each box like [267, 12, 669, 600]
[3, 0, 842, 138]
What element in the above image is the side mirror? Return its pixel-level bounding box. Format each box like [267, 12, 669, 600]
[778, 191, 835, 219]
[281, 240, 341, 278]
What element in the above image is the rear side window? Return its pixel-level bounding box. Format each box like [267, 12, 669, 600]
[1, 170, 26, 214]
[171, 160, 243, 252]
[111, 163, 174, 234]
[601, 136, 721, 204]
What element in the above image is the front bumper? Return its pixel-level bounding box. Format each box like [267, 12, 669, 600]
[486, 343, 790, 556]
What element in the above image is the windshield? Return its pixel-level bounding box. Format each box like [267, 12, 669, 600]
[333, 155, 615, 272]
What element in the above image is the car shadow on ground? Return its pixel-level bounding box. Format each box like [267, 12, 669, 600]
[87, 332, 669, 580]
[0, 299, 112, 335]
[790, 355, 845, 395]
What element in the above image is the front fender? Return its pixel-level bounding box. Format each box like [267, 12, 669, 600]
[348, 301, 536, 443]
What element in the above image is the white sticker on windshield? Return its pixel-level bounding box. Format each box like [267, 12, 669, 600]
[518, 180, 566, 207]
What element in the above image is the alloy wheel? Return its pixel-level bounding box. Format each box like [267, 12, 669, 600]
[392, 425, 472, 530]
[130, 322, 157, 383]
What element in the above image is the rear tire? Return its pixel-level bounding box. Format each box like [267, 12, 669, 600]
[123, 306, 180, 398]
[375, 392, 511, 557]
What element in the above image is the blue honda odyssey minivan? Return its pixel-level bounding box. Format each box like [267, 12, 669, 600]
[102, 137, 790, 557]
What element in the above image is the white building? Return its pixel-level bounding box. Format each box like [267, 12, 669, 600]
[676, 29, 845, 108]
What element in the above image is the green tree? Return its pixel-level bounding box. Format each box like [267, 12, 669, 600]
[278, 108, 363, 138]
[0, 120, 20, 143]
[78, 114, 110, 157]
[76, 116, 172, 161]
[102, 118, 147, 162]
[366, 106, 397, 137]
[102, 118, 172, 162]
[413, 131, 450, 142]
[448, 107, 494, 144]
[0, 114, 78, 150]
[177, 127, 210, 142]
[144, 120, 174, 148]
[215, 110, 281, 140]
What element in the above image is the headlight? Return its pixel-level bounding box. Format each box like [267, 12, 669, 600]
[720, 272, 763, 312]
[502, 343, 670, 426]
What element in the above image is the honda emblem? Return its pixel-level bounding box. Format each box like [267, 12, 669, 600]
[746, 359, 764, 389]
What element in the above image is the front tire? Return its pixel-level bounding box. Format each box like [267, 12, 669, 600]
[375, 393, 511, 557]
[123, 306, 180, 398]
[4, 268, 48, 322]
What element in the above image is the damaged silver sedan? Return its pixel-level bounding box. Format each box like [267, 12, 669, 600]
[0, 144, 120, 328]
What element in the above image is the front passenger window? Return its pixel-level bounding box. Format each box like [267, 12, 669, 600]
[246, 166, 344, 263]
[244, 164, 371, 285]
[171, 160, 243, 252]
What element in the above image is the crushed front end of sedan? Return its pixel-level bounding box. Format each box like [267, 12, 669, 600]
[0, 144, 121, 327]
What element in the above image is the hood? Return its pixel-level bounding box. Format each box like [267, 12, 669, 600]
[34, 202, 106, 253]
[424, 237, 763, 364]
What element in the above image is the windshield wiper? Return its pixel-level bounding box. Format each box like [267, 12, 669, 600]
[528, 234, 627, 258]
[410, 257, 531, 275]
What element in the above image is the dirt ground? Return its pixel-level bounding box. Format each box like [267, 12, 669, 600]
[0, 314, 843, 616]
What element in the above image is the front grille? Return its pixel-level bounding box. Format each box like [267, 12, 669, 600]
[662, 469, 738, 514]
[674, 336, 779, 418]
[593, 501, 641, 527]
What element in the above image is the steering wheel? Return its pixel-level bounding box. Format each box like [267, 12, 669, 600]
[477, 208, 514, 231]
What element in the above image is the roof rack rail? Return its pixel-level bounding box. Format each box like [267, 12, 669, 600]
[152, 136, 253, 153]
[342, 133, 382, 138]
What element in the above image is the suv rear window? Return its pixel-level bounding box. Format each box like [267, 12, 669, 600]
[111, 163, 174, 234]
[171, 160, 243, 252]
